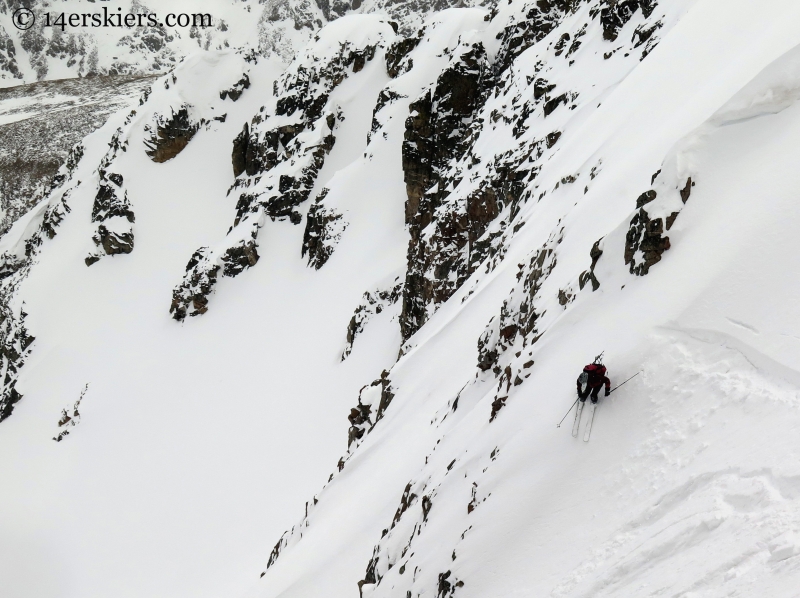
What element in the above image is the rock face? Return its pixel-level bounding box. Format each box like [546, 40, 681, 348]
[341, 279, 403, 360]
[578, 237, 604, 291]
[494, 0, 580, 74]
[624, 208, 670, 275]
[399, 41, 494, 341]
[392, 0, 669, 349]
[143, 105, 200, 163]
[347, 370, 394, 449]
[220, 74, 251, 101]
[301, 189, 349, 270]
[172, 30, 391, 321]
[385, 35, 421, 78]
[624, 176, 692, 275]
[596, 0, 658, 42]
[86, 127, 137, 266]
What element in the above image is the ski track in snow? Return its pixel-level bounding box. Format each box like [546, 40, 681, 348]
[552, 332, 800, 598]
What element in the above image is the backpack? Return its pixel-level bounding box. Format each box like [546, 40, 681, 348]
[583, 363, 606, 386]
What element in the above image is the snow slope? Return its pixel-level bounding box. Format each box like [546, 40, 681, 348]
[4, 1, 800, 597]
[0, 33, 408, 597]
[248, 2, 800, 597]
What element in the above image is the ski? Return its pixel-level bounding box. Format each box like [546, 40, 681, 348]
[571, 400, 584, 437]
[583, 402, 597, 442]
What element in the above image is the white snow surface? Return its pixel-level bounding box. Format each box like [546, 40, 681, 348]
[4, 1, 800, 597]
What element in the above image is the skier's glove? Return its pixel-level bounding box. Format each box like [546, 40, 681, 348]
[605, 388, 610, 397]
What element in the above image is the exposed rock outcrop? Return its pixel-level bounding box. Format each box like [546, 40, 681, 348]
[494, 0, 580, 75]
[143, 105, 200, 163]
[347, 370, 394, 448]
[86, 128, 136, 266]
[342, 279, 403, 360]
[385, 35, 421, 78]
[302, 189, 349, 269]
[594, 0, 658, 42]
[624, 176, 692, 276]
[578, 237, 604, 291]
[220, 73, 251, 101]
[174, 36, 386, 321]
[624, 208, 670, 275]
[399, 41, 494, 340]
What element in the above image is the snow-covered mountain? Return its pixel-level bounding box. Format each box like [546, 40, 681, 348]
[0, 0, 486, 87]
[4, 0, 800, 597]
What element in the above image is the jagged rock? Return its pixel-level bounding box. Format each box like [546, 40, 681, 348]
[86, 129, 137, 265]
[579, 237, 604, 290]
[220, 73, 251, 101]
[357, 474, 448, 596]
[558, 288, 574, 305]
[624, 208, 670, 275]
[543, 92, 568, 116]
[232, 114, 337, 221]
[301, 189, 349, 269]
[546, 130, 562, 147]
[400, 42, 494, 340]
[636, 189, 657, 208]
[144, 106, 199, 163]
[554, 33, 571, 56]
[680, 176, 694, 202]
[347, 371, 394, 448]
[91, 177, 135, 223]
[92, 222, 135, 257]
[174, 35, 380, 321]
[342, 280, 403, 359]
[348, 402, 372, 447]
[594, 0, 658, 43]
[493, 0, 580, 75]
[0, 145, 78, 422]
[385, 36, 421, 78]
[0, 304, 33, 422]
[276, 45, 376, 121]
[53, 383, 88, 442]
[232, 123, 249, 177]
[437, 570, 464, 597]
[169, 248, 221, 321]
[368, 88, 405, 144]
[222, 240, 259, 276]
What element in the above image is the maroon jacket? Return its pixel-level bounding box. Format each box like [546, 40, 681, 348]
[577, 364, 610, 393]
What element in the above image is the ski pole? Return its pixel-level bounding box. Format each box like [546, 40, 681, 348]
[609, 371, 641, 394]
[556, 397, 579, 428]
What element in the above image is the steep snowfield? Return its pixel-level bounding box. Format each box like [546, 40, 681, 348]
[248, 2, 800, 597]
[0, 33, 408, 596]
[4, 1, 800, 597]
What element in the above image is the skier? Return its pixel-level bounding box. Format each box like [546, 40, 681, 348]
[576, 356, 610, 404]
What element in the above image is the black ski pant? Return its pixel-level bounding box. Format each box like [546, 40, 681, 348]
[579, 385, 601, 404]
